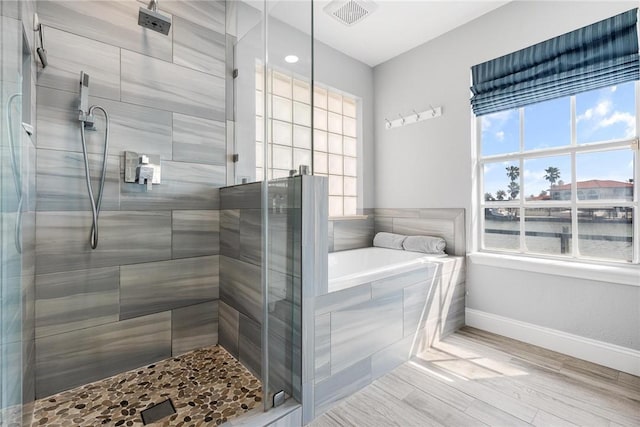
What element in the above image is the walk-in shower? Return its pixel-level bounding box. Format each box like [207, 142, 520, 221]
[78, 71, 109, 249]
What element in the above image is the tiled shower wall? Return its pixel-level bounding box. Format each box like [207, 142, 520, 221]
[33, 0, 226, 398]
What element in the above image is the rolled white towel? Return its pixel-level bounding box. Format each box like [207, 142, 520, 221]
[403, 235, 446, 254]
[373, 232, 407, 250]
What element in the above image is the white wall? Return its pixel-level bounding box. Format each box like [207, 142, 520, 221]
[373, 1, 640, 355]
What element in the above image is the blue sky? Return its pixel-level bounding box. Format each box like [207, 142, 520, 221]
[482, 81, 636, 199]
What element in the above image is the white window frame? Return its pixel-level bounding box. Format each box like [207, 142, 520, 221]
[474, 81, 640, 266]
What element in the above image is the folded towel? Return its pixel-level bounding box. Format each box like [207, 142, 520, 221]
[373, 232, 407, 249]
[403, 235, 446, 254]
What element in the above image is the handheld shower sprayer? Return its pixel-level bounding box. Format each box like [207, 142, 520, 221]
[78, 71, 94, 129]
[78, 71, 110, 249]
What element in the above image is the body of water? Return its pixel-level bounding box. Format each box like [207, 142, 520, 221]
[484, 217, 633, 261]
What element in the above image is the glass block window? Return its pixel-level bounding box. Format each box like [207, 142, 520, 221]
[256, 66, 359, 216]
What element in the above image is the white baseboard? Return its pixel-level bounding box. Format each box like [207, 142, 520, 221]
[465, 308, 640, 376]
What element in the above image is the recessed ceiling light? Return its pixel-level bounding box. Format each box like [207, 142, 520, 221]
[285, 55, 299, 64]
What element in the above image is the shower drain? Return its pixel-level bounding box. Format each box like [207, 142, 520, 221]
[140, 398, 176, 425]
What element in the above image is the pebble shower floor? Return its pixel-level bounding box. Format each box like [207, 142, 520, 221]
[30, 346, 262, 426]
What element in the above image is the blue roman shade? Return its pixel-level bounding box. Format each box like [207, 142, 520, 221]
[470, 9, 640, 116]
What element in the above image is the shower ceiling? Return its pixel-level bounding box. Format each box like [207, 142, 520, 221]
[270, 0, 510, 67]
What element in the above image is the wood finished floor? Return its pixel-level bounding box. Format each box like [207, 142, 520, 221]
[310, 327, 640, 427]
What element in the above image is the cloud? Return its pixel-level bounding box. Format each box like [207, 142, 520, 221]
[597, 111, 636, 138]
[495, 131, 505, 141]
[577, 100, 611, 123]
[611, 86, 617, 92]
[482, 110, 515, 133]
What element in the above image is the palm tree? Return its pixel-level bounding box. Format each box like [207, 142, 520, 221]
[508, 181, 520, 200]
[505, 165, 520, 182]
[496, 190, 507, 201]
[544, 166, 561, 187]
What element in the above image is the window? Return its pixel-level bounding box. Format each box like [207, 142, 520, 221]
[479, 82, 638, 263]
[256, 66, 359, 216]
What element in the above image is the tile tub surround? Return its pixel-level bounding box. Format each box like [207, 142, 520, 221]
[373, 208, 466, 256]
[313, 256, 465, 416]
[33, 0, 226, 398]
[31, 345, 262, 426]
[328, 211, 374, 253]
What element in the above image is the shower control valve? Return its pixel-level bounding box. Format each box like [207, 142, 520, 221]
[124, 151, 161, 190]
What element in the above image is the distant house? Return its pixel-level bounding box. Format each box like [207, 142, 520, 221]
[549, 180, 633, 201]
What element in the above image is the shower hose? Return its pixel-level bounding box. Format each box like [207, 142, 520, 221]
[80, 106, 109, 249]
[6, 93, 23, 254]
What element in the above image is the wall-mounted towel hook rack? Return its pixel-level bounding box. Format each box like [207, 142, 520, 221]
[384, 105, 443, 130]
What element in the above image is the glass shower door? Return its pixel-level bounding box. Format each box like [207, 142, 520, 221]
[1, 8, 24, 425]
[262, 0, 312, 411]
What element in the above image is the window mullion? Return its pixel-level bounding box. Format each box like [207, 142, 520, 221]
[519, 107, 525, 253]
[570, 95, 579, 258]
[634, 81, 640, 263]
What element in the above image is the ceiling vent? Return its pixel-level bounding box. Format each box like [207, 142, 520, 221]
[324, 0, 377, 27]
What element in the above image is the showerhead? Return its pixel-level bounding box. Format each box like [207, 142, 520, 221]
[138, 0, 171, 36]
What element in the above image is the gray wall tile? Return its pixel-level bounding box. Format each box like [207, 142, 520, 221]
[219, 300, 240, 358]
[314, 313, 331, 382]
[220, 182, 261, 209]
[173, 113, 226, 165]
[330, 290, 403, 374]
[121, 49, 225, 120]
[173, 16, 225, 76]
[120, 255, 219, 319]
[393, 217, 456, 254]
[238, 312, 262, 378]
[371, 266, 435, 299]
[374, 208, 466, 256]
[331, 216, 374, 252]
[120, 160, 223, 210]
[36, 87, 173, 159]
[314, 356, 371, 416]
[374, 217, 392, 233]
[35, 311, 171, 398]
[403, 280, 434, 339]
[172, 210, 220, 259]
[36, 27, 120, 100]
[35, 267, 119, 339]
[371, 335, 414, 380]
[36, 149, 120, 211]
[37, 0, 173, 61]
[220, 209, 240, 258]
[172, 300, 219, 356]
[219, 255, 262, 323]
[239, 209, 261, 266]
[315, 284, 371, 315]
[35, 211, 171, 274]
